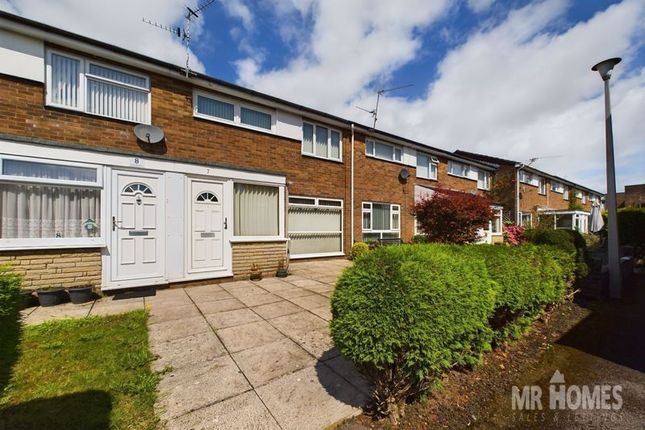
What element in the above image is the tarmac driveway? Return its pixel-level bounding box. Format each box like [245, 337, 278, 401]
[147, 259, 369, 430]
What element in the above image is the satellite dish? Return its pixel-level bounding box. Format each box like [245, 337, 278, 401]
[399, 168, 410, 181]
[134, 124, 165, 144]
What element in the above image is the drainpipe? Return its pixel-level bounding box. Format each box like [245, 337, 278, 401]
[350, 123, 355, 246]
[515, 163, 524, 225]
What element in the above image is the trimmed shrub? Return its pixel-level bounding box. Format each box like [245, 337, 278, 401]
[331, 244, 575, 420]
[0, 265, 22, 319]
[524, 228, 588, 278]
[348, 242, 369, 260]
[617, 208, 645, 250]
[0, 265, 23, 393]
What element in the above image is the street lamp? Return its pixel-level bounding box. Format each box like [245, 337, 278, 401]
[591, 57, 622, 299]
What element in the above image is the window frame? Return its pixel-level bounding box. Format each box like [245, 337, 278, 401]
[231, 181, 284, 241]
[365, 139, 403, 163]
[563, 187, 570, 200]
[0, 155, 105, 250]
[193, 89, 277, 134]
[361, 202, 401, 240]
[477, 169, 491, 190]
[45, 49, 151, 124]
[519, 212, 533, 227]
[416, 153, 438, 180]
[301, 122, 343, 162]
[551, 181, 564, 194]
[447, 160, 471, 179]
[538, 177, 546, 195]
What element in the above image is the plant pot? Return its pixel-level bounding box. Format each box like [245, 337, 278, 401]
[276, 269, 288, 278]
[37, 288, 65, 307]
[250, 271, 262, 281]
[68, 286, 94, 304]
[21, 290, 37, 309]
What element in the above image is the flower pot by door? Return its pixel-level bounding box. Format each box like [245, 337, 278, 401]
[37, 289, 66, 307]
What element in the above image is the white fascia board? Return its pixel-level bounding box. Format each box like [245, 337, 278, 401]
[0, 27, 44, 82]
[0, 139, 286, 185]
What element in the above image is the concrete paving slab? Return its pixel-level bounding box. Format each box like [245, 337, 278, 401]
[309, 305, 332, 322]
[252, 280, 295, 293]
[185, 289, 233, 303]
[196, 297, 246, 315]
[323, 355, 372, 396]
[290, 328, 338, 360]
[269, 311, 328, 338]
[90, 297, 144, 317]
[217, 320, 284, 353]
[288, 279, 324, 288]
[205, 308, 262, 329]
[144, 289, 192, 306]
[151, 331, 227, 371]
[165, 391, 279, 430]
[256, 365, 366, 430]
[232, 338, 316, 387]
[157, 355, 251, 420]
[251, 300, 302, 319]
[236, 292, 282, 307]
[273, 287, 316, 299]
[23, 303, 91, 325]
[225, 286, 268, 299]
[289, 294, 330, 311]
[148, 315, 211, 342]
[148, 303, 201, 324]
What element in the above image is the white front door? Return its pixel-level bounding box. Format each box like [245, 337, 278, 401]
[111, 171, 164, 284]
[189, 180, 224, 272]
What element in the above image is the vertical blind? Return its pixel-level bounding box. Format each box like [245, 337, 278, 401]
[50, 53, 80, 108]
[241, 107, 272, 130]
[330, 130, 341, 159]
[1, 183, 100, 239]
[288, 205, 342, 255]
[234, 184, 279, 236]
[372, 203, 391, 230]
[303, 123, 314, 154]
[87, 79, 149, 123]
[315, 126, 328, 157]
[197, 95, 234, 121]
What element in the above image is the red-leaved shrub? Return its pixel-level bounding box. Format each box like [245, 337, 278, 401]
[503, 224, 526, 245]
[414, 188, 494, 244]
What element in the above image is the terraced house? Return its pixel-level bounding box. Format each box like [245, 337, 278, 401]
[0, 11, 573, 292]
[456, 151, 604, 233]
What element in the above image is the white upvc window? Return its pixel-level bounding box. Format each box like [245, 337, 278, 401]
[46, 49, 151, 124]
[551, 181, 564, 193]
[447, 161, 470, 178]
[362, 202, 400, 241]
[0, 155, 103, 249]
[302, 122, 342, 161]
[538, 177, 546, 195]
[519, 170, 532, 183]
[477, 170, 491, 190]
[193, 90, 276, 133]
[233, 183, 281, 238]
[288, 196, 343, 257]
[416, 154, 438, 180]
[575, 190, 583, 200]
[520, 212, 532, 227]
[365, 139, 402, 163]
[563, 187, 570, 200]
[491, 207, 503, 234]
[581, 193, 587, 204]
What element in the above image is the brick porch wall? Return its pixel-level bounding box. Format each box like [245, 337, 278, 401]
[0, 248, 102, 290]
[232, 241, 288, 279]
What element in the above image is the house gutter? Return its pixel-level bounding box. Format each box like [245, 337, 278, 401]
[350, 123, 355, 245]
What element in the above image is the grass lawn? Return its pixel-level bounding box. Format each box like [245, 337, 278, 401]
[0, 310, 159, 430]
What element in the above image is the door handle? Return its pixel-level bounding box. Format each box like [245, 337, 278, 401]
[224, 217, 228, 230]
[112, 216, 124, 231]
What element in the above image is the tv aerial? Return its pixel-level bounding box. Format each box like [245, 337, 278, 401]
[525, 155, 562, 166]
[143, 0, 215, 77]
[356, 84, 413, 129]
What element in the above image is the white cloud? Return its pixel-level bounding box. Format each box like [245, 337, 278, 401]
[0, 0, 209, 71]
[467, 0, 495, 14]
[235, 0, 645, 192]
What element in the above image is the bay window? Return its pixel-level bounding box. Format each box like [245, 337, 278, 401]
[365, 140, 402, 163]
[47, 50, 150, 123]
[362, 202, 400, 241]
[416, 154, 438, 180]
[448, 161, 470, 178]
[0, 157, 102, 247]
[233, 183, 279, 237]
[302, 122, 341, 161]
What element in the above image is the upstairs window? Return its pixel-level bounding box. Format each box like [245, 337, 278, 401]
[477, 170, 491, 190]
[563, 187, 569, 200]
[538, 177, 546, 195]
[46, 50, 150, 124]
[302, 122, 342, 161]
[194, 90, 275, 132]
[365, 140, 402, 163]
[551, 181, 564, 193]
[448, 161, 470, 178]
[416, 154, 438, 180]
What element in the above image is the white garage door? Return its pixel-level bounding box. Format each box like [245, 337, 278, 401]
[288, 196, 343, 258]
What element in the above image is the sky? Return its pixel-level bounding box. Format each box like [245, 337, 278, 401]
[1, 0, 643, 193]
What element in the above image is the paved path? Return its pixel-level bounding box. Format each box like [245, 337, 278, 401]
[147, 259, 369, 430]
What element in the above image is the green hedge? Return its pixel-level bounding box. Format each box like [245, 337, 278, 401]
[330, 244, 574, 419]
[524, 228, 588, 278]
[617, 208, 645, 249]
[0, 265, 23, 394]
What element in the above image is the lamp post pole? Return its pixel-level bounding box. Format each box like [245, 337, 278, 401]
[592, 58, 622, 299]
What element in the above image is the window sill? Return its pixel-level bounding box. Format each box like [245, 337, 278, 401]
[301, 152, 343, 164]
[0, 239, 105, 251]
[230, 237, 289, 243]
[365, 154, 404, 166]
[416, 175, 438, 182]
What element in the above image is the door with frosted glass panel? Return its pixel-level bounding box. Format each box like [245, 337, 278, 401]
[112, 171, 164, 283]
[189, 180, 224, 271]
